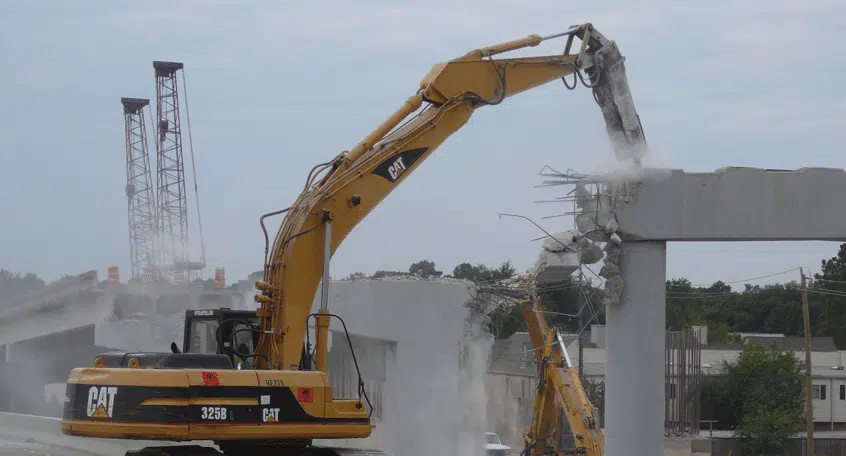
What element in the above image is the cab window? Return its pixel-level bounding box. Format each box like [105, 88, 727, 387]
[188, 319, 219, 354]
[231, 321, 258, 369]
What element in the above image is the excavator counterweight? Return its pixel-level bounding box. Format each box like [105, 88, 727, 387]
[61, 22, 641, 456]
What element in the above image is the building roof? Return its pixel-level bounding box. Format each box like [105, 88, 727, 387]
[702, 340, 744, 350]
[489, 330, 845, 378]
[705, 335, 837, 352]
[701, 430, 846, 439]
[812, 366, 846, 378]
[487, 330, 605, 377]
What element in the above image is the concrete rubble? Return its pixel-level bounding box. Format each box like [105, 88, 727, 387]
[532, 168, 656, 306]
[532, 230, 603, 283]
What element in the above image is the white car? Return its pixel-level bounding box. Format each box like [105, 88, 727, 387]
[485, 432, 511, 456]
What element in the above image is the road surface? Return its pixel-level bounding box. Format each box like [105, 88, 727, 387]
[0, 435, 98, 456]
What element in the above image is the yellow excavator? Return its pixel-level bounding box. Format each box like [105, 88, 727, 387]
[61, 22, 643, 456]
[520, 295, 604, 456]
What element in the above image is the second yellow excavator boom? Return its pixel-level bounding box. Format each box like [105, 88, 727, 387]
[522, 295, 604, 456]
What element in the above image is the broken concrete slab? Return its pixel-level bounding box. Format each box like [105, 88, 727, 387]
[532, 230, 603, 284]
[533, 230, 580, 283]
[609, 167, 846, 242]
[534, 249, 580, 283]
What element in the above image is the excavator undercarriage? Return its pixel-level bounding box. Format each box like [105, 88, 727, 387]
[62, 308, 377, 455]
[61, 22, 642, 456]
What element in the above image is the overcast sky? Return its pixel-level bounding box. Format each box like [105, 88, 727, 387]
[1, 0, 844, 288]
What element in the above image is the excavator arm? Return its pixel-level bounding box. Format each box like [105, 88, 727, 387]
[253, 23, 647, 370]
[522, 296, 604, 455]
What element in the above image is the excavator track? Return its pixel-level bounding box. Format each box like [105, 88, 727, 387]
[126, 446, 220, 456]
[127, 444, 388, 456]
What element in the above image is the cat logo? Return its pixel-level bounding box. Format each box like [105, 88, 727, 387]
[387, 157, 407, 181]
[371, 147, 429, 183]
[86, 386, 117, 419]
[262, 407, 280, 423]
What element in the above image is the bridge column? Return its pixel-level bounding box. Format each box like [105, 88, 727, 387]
[604, 241, 666, 456]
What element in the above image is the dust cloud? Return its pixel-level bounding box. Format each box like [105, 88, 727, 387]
[1, 277, 516, 456]
[455, 293, 495, 456]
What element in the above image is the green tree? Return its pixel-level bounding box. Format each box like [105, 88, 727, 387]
[716, 342, 805, 454]
[452, 261, 516, 282]
[664, 277, 808, 343]
[813, 244, 846, 347]
[537, 277, 594, 333]
[707, 322, 731, 344]
[700, 376, 733, 428]
[0, 268, 46, 304]
[487, 305, 525, 340]
[408, 260, 442, 278]
[486, 275, 596, 340]
[191, 278, 217, 290]
[454, 260, 522, 339]
[370, 270, 406, 279]
[582, 378, 605, 424]
[665, 278, 705, 330]
[247, 270, 264, 281]
[343, 272, 368, 281]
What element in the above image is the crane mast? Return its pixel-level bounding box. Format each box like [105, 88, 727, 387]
[154, 61, 196, 281]
[121, 97, 158, 280]
[120, 61, 207, 284]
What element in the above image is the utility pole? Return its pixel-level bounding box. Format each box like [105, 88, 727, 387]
[577, 275, 584, 378]
[801, 267, 814, 455]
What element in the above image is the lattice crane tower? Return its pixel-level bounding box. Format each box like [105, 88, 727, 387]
[121, 97, 158, 280]
[153, 61, 206, 281]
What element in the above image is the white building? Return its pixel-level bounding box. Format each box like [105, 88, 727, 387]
[487, 325, 846, 435]
[696, 328, 846, 431]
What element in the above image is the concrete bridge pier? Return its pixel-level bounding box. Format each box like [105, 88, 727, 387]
[604, 241, 667, 456]
[568, 167, 846, 456]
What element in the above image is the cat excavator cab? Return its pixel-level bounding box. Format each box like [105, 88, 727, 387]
[61, 22, 644, 456]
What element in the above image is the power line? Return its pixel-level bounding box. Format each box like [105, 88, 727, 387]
[684, 267, 801, 288]
[801, 287, 846, 298]
[814, 278, 846, 285]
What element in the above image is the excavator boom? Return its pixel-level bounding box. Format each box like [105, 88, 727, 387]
[522, 296, 604, 455]
[254, 23, 646, 371]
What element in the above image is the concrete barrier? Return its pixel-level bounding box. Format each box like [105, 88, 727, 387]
[0, 412, 62, 434]
[0, 412, 217, 455]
